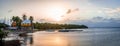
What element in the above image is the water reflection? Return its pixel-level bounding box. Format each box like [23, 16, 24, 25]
[31, 28, 120, 46]
[33, 32, 69, 46]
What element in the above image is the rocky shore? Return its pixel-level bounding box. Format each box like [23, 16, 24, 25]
[2, 30, 33, 46]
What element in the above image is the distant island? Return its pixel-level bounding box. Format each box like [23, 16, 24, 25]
[34, 22, 88, 30]
[0, 22, 88, 30]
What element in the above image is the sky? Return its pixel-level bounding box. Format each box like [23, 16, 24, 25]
[0, 0, 120, 27]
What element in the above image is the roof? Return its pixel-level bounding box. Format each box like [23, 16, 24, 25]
[11, 21, 16, 27]
[22, 20, 31, 24]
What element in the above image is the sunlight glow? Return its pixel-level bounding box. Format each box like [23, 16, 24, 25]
[55, 37, 61, 43]
[46, 6, 66, 21]
[34, 32, 69, 46]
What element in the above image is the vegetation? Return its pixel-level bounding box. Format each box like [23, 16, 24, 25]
[29, 16, 34, 30]
[0, 28, 8, 46]
[0, 23, 9, 44]
[12, 16, 22, 29]
[10, 15, 88, 30]
[34, 22, 88, 30]
[0, 29, 8, 40]
[0, 23, 9, 29]
[0, 23, 9, 39]
[22, 14, 27, 20]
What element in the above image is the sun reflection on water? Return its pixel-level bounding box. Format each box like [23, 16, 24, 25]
[55, 37, 61, 42]
[33, 32, 69, 46]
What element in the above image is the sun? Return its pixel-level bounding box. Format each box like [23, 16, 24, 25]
[46, 6, 66, 21]
[55, 16, 62, 21]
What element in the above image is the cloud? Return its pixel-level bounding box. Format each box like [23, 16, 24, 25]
[8, 9, 13, 13]
[90, 16, 120, 23]
[65, 8, 79, 15]
[89, 0, 120, 8]
[105, 8, 119, 14]
[92, 7, 120, 20]
[99, 8, 120, 16]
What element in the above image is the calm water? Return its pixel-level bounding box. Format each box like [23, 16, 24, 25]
[31, 28, 120, 46]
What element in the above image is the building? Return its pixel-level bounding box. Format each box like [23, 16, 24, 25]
[8, 21, 17, 30]
[21, 19, 32, 31]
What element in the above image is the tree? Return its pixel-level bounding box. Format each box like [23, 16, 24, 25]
[12, 16, 21, 22]
[11, 16, 22, 29]
[29, 16, 33, 23]
[0, 29, 8, 46]
[0, 23, 9, 29]
[29, 16, 34, 30]
[12, 16, 16, 22]
[33, 22, 88, 30]
[22, 14, 27, 20]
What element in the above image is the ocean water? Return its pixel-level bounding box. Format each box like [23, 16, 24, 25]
[31, 28, 120, 46]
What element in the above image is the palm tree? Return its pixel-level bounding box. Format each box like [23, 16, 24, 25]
[29, 16, 34, 30]
[11, 16, 22, 29]
[12, 16, 21, 22]
[15, 16, 21, 22]
[12, 16, 16, 22]
[22, 14, 27, 20]
[16, 16, 22, 29]
[29, 16, 33, 23]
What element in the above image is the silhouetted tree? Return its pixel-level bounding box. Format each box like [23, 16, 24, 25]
[29, 16, 34, 30]
[0, 29, 8, 46]
[22, 14, 27, 20]
[0, 23, 9, 29]
[33, 23, 88, 30]
[11, 16, 22, 29]
[12, 16, 16, 22]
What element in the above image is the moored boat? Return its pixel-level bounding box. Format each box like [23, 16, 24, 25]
[58, 29, 83, 32]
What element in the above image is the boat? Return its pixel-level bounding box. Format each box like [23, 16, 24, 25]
[59, 29, 69, 32]
[58, 29, 83, 32]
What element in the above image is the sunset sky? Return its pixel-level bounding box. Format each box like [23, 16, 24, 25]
[0, 0, 120, 27]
